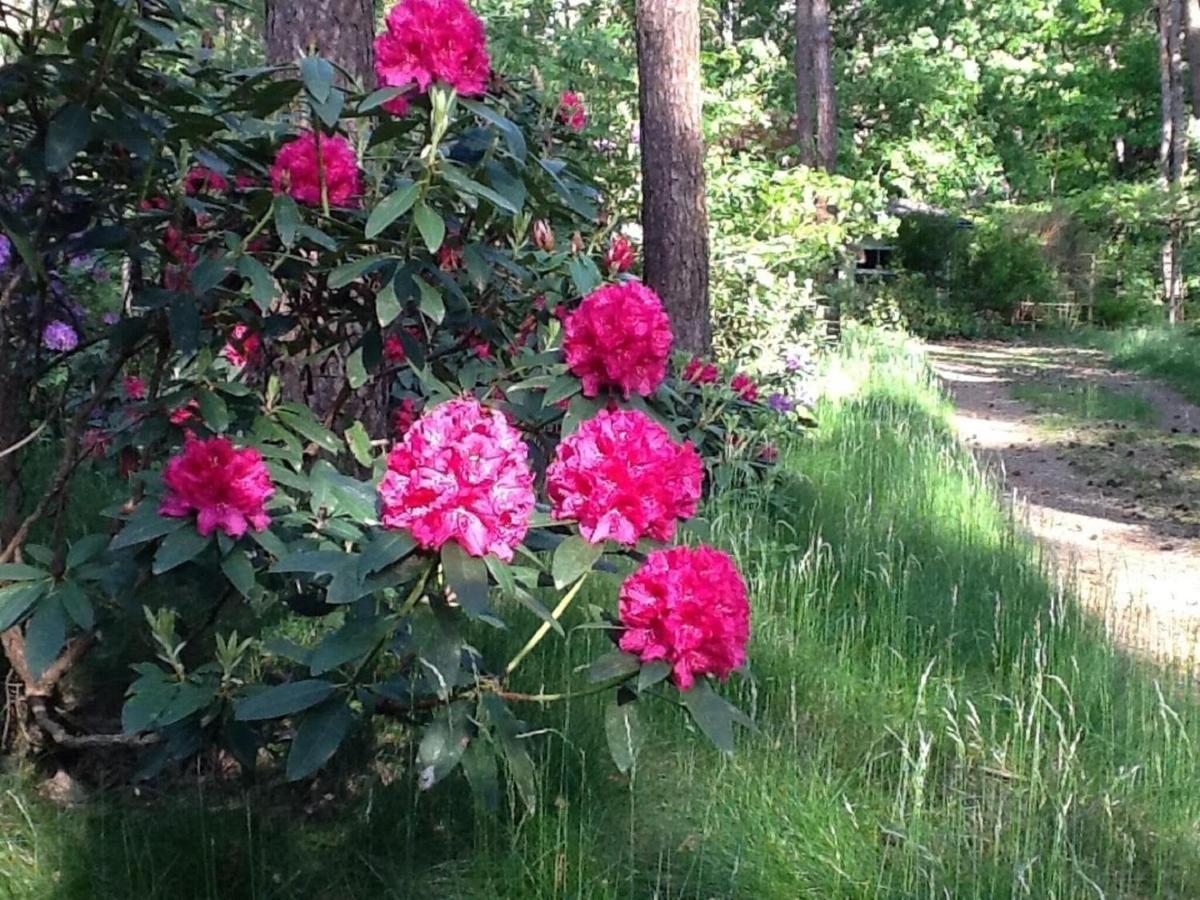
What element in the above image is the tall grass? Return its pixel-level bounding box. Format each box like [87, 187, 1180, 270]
[4, 326, 1200, 898]
[1068, 325, 1200, 404]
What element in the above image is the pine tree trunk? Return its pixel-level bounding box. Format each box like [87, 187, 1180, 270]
[1159, 0, 1188, 322]
[794, 0, 816, 165]
[636, 0, 711, 354]
[1185, 0, 1200, 118]
[266, 0, 377, 87]
[813, 0, 837, 172]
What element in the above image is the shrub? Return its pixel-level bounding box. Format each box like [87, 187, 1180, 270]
[0, 0, 783, 800]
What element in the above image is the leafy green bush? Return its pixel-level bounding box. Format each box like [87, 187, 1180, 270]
[0, 0, 783, 799]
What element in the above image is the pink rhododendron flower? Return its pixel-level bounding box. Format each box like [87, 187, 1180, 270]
[160, 436, 275, 538]
[392, 398, 420, 438]
[563, 281, 673, 398]
[384, 333, 408, 364]
[270, 131, 363, 207]
[731, 373, 759, 402]
[379, 397, 534, 561]
[235, 173, 258, 190]
[169, 399, 200, 426]
[124, 376, 147, 401]
[438, 244, 463, 271]
[83, 428, 111, 459]
[558, 91, 587, 131]
[683, 357, 719, 385]
[222, 324, 263, 368]
[547, 408, 702, 546]
[184, 166, 230, 196]
[618, 545, 750, 691]
[604, 234, 636, 273]
[373, 0, 491, 116]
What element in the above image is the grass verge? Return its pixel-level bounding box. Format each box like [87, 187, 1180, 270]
[1062, 325, 1200, 404]
[3, 326, 1200, 899]
[1011, 379, 1156, 425]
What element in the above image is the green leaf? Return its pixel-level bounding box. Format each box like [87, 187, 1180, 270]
[168, 294, 201, 351]
[551, 535, 602, 589]
[156, 682, 214, 728]
[190, 254, 232, 296]
[110, 509, 187, 550]
[235, 679, 336, 721]
[287, 700, 354, 780]
[543, 374, 581, 408]
[347, 347, 368, 390]
[152, 528, 211, 575]
[220, 551, 256, 598]
[365, 182, 420, 239]
[358, 531, 416, 577]
[299, 56, 334, 103]
[276, 403, 343, 453]
[358, 86, 407, 113]
[309, 616, 391, 675]
[637, 660, 672, 693]
[133, 17, 177, 45]
[415, 278, 445, 324]
[417, 702, 472, 790]
[441, 542, 496, 624]
[441, 165, 520, 214]
[56, 581, 94, 631]
[25, 595, 67, 681]
[122, 677, 176, 734]
[568, 255, 602, 296]
[197, 391, 229, 433]
[45, 104, 93, 172]
[604, 700, 643, 774]
[274, 195, 301, 247]
[480, 695, 537, 814]
[65, 534, 108, 570]
[460, 738, 500, 810]
[681, 679, 750, 755]
[588, 650, 640, 684]
[345, 420, 373, 467]
[328, 255, 391, 290]
[413, 202, 445, 253]
[459, 99, 527, 163]
[375, 275, 403, 326]
[311, 86, 345, 128]
[0, 563, 50, 581]
[237, 255, 276, 313]
[271, 550, 354, 576]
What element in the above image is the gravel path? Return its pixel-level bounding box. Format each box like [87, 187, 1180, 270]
[928, 340, 1200, 665]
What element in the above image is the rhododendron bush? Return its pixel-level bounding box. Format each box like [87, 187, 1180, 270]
[0, 0, 780, 802]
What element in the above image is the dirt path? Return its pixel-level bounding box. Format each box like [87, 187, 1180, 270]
[928, 341, 1200, 664]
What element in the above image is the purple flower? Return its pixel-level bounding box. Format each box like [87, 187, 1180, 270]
[785, 350, 814, 374]
[767, 393, 795, 414]
[0, 235, 11, 271]
[42, 320, 79, 352]
[102, 311, 120, 326]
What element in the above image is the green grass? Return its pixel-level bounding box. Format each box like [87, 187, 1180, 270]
[1011, 379, 1156, 424]
[5, 326, 1200, 898]
[1064, 325, 1200, 404]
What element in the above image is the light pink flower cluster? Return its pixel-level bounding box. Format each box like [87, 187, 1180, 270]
[374, 0, 491, 117]
[618, 545, 750, 690]
[558, 91, 587, 131]
[379, 398, 534, 561]
[160, 437, 275, 538]
[270, 131, 362, 207]
[547, 409, 702, 546]
[604, 234, 636, 273]
[563, 282, 673, 398]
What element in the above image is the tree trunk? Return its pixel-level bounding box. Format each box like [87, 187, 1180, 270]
[266, 0, 376, 87]
[1185, 0, 1200, 118]
[794, 0, 816, 165]
[813, 0, 837, 172]
[1159, 0, 1188, 322]
[636, 0, 711, 354]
